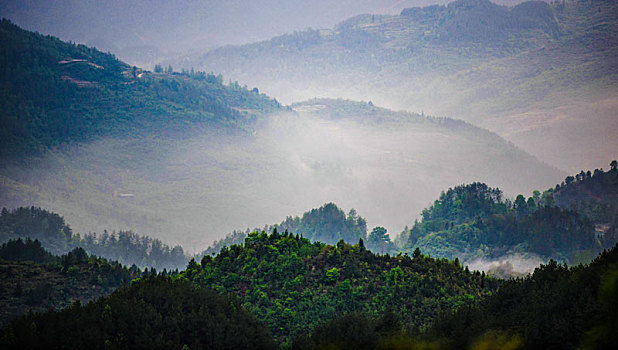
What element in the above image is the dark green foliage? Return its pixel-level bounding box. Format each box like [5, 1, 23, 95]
[293, 312, 413, 350]
[0, 207, 188, 270]
[367, 226, 395, 254]
[429, 244, 618, 350]
[0, 207, 72, 254]
[404, 182, 599, 261]
[551, 165, 618, 249]
[0, 276, 276, 350]
[0, 19, 282, 161]
[0, 238, 56, 264]
[186, 230, 497, 345]
[0, 242, 142, 326]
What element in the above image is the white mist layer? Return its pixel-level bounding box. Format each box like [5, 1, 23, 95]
[0, 106, 564, 252]
[465, 254, 546, 277]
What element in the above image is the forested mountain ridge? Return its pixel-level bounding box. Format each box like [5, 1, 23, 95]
[183, 230, 499, 346]
[2, 233, 616, 349]
[179, 0, 618, 172]
[0, 239, 143, 327]
[549, 162, 618, 230]
[0, 18, 282, 160]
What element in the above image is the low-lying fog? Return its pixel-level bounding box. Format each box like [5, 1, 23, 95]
[465, 253, 546, 277]
[0, 104, 564, 252]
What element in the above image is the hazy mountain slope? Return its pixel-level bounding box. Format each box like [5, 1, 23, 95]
[0, 0, 530, 68]
[0, 19, 282, 160]
[179, 0, 618, 172]
[0, 23, 563, 251]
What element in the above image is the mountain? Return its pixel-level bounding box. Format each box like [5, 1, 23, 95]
[178, 0, 618, 173]
[183, 230, 499, 346]
[0, 239, 142, 327]
[1, 21, 562, 250]
[0, 18, 282, 160]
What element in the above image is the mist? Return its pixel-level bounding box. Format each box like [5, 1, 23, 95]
[465, 253, 546, 278]
[0, 102, 564, 252]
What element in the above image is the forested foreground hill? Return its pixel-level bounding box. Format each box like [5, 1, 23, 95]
[2, 234, 616, 349]
[1, 275, 277, 350]
[294, 244, 618, 350]
[182, 230, 500, 345]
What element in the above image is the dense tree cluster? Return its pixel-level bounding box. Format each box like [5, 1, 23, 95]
[184, 230, 498, 346]
[429, 244, 618, 349]
[403, 182, 601, 262]
[0, 238, 56, 264]
[549, 162, 618, 246]
[0, 207, 188, 270]
[292, 244, 618, 349]
[199, 203, 369, 257]
[0, 276, 276, 350]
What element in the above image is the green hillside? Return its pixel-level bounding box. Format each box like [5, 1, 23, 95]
[401, 165, 618, 264]
[4, 231, 615, 349]
[294, 244, 618, 350]
[182, 230, 499, 345]
[428, 243, 618, 349]
[0, 18, 282, 160]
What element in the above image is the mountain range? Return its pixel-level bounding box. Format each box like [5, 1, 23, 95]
[0, 19, 564, 249]
[174, 0, 618, 173]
